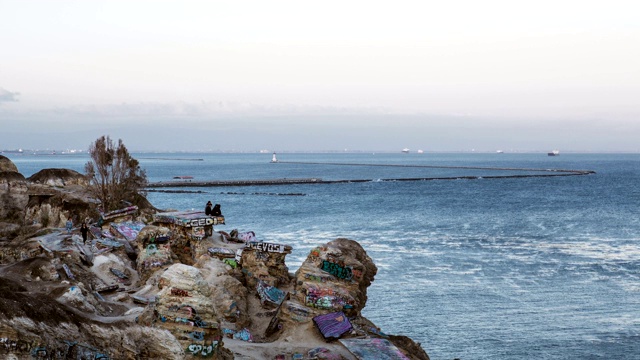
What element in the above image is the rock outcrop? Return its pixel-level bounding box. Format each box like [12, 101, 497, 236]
[0, 156, 430, 360]
[0, 157, 28, 235]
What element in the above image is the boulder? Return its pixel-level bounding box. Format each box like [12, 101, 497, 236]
[196, 258, 250, 328]
[135, 225, 174, 285]
[0, 155, 19, 173]
[140, 263, 231, 358]
[293, 238, 377, 317]
[27, 168, 89, 187]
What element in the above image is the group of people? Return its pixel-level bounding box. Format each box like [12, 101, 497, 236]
[205, 201, 222, 216]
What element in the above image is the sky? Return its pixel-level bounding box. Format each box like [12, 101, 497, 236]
[1, 0, 639, 152]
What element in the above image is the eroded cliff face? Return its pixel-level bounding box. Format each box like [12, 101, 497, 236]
[0, 156, 430, 360]
[0, 171, 28, 229]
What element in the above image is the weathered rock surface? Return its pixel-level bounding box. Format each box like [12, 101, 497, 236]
[0, 170, 28, 229]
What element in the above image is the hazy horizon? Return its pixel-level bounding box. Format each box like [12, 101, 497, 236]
[1, 1, 639, 152]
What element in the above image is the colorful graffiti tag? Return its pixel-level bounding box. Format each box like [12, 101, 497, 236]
[153, 211, 224, 228]
[312, 311, 353, 341]
[320, 260, 353, 281]
[256, 280, 287, 306]
[246, 241, 291, 253]
[186, 342, 218, 357]
[111, 221, 145, 241]
[304, 286, 353, 310]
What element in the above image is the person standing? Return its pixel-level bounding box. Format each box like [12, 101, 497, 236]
[80, 223, 89, 244]
[66, 219, 73, 234]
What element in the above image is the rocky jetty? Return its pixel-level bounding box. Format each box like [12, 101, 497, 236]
[0, 155, 429, 360]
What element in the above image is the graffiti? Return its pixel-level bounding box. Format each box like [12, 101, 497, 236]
[186, 341, 218, 357]
[221, 328, 253, 342]
[232, 328, 253, 342]
[97, 238, 123, 248]
[192, 227, 205, 239]
[320, 260, 353, 281]
[159, 308, 216, 329]
[189, 331, 205, 341]
[179, 306, 196, 318]
[146, 243, 158, 255]
[175, 317, 195, 326]
[351, 268, 364, 281]
[224, 302, 240, 319]
[246, 241, 288, 253]
[170, 288, 190, 297]
[190, 218, 212, 227]
[153, 211, 223, 228]
[313, 311, 353, 341]
[30, 346, 47, 357]
[255, 251, 269, 262]
[310, 248, 322, 258]
[303, 272, 333, 283]
[0, 338, 110, 359]
[285, 302, 312, 322]
[111, 221, 145, 241]
[256, 280, 287, 306]
[101, 205, 138, 220]
[305, 287, 352, 310]
[223, 258, 238, 268]
[62, 263, 75, 279]
[308, 347, 341, 360]
[157, 235, 170, 243]
[142, 259, 167, 269]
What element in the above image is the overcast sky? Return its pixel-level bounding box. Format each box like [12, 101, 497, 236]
[1, 0, 639, 152]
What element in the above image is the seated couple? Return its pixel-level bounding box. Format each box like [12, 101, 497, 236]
[205, 201, 222, 216]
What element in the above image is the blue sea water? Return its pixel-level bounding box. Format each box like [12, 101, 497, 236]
[7, 152, 640, 360]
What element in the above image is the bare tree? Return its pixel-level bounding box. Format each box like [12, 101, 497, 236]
[85, 135, 147, 212]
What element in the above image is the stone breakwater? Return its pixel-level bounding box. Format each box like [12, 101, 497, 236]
[0, 155, 429, 360]
[146, 160, 595, 189]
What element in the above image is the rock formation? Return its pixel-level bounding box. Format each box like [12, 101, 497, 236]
[0, 155, 429, 360]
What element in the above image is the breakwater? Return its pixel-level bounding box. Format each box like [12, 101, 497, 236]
[146, 162, 595, 188]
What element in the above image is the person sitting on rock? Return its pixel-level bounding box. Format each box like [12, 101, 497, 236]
[212, 204, 222, 216]
[205, 201, 213, 215]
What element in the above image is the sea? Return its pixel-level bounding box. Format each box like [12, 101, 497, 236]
[6, 151, 640, 360]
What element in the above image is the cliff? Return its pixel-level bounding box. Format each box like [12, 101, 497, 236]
[0, 155, 429, 360]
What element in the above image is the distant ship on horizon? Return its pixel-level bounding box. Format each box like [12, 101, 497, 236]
[548, 150, 560, 156]
[402, 148, 410, 153]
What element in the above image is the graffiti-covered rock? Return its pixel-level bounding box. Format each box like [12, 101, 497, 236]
[197, 257, 250, 328]
[293, 238, 377, 317]
[138, 263, 233, 359]
[241, 240, 292, 289]
[135, 225, 174, 284]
